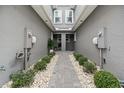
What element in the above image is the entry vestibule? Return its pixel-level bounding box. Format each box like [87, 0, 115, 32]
[53, 32, 75, 51]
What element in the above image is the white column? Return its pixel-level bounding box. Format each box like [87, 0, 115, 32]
[74, 32, 77, 41]
[51, 32, 53, 40]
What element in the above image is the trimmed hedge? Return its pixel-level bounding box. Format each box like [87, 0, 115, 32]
[10, 70, 35, 88]
[34, 52, 56, 71]
[78, 56, 88, 66]
[10, 52, 56, 88]
[34, 60, 47, 71]
[48, 52, 55, 59]
[42, 56, 51, 63]
[73, 52, 96, 73]
[73, 52, 83, 61]
[83, 62, 97, 73]
[73, 52, 120, 88]
[94, 71, 121, 88]
[48, 52, 55, 57]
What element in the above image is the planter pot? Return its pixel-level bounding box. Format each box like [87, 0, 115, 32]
[50, 49, 54, 53]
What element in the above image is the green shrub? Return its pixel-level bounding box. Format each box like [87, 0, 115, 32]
[10, 70, 35, 88]
[48, 55, 53, 59]
[51, 52, 55, 56]
[10, 70, 24, 82]
[83, 62, 97, 73]
[26, 69, 36, 78]
[48, 52, 55, 58]
[78, 56, 88, 66]
[94, 71, 121, 88]
[10, 52, 55, 88]
[42, 56, 51, 63]
[34, 60, 47, 71]
[73, 52, 77, 57]
[73, 52, 82, 61]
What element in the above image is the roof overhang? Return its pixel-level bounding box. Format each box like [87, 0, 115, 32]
[31, 5, 55, 31]
[72, 5, 97, 31]
[31, 5, 97, 32]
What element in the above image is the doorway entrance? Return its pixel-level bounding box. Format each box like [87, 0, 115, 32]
[66, 34, 74, 51]
[53, 33, 74, 51]
[53, 34, 61, 51]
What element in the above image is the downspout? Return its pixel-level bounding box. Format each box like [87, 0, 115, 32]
[99, 48, 103, 69]
[74, 32, 77, 51]
[24, 28, 28, 70]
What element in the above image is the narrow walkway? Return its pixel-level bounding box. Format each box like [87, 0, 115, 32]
[48, 51, 81, 88]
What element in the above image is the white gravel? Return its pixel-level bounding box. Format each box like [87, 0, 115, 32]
[69, 54, 96, 88]
[30, 54, 58, 88]
[2, 81, 13, 88]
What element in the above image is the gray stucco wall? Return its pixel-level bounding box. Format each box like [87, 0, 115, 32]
[0, 6, 51, 86]
[75, 5, 124, 80]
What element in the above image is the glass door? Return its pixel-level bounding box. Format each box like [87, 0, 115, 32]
[53, 34, 61, 51]
[66, 34, 74, 51]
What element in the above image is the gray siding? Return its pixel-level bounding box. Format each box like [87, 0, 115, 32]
[0, 6, 51, 86]
[75, 6, 124, 80]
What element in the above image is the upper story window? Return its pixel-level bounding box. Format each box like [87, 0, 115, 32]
[65, 10, 74, 24]
[54, 10, 62, 24]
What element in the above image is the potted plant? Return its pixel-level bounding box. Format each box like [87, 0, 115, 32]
[47, 38, 54, 53]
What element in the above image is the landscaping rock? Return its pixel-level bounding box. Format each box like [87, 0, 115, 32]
[2, 81, 12, 88]
[2, 54, 58, 88]
[30, 55, 58, 88]
[69, 54, 96, 88]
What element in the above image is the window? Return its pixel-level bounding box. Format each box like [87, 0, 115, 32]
[65, 10, 74, 24]
[54, 10, 62, 24]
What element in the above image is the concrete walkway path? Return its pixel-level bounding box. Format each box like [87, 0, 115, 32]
[48, 51, 81, 88]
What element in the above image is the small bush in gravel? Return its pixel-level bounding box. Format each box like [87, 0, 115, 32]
[9, 52, 55, 88]
[73, 52, 82, 61]
[48, 52, 55, 60]
[48, 55, 53, 59]
[78, 56, 88, 66]
[73, 52, 77, 57]
[34, 60, 47, 71]
[42, 52, 56, 63]
[42, 56, 51, 63]
[10, 70, 35, 88]
[10, 53, 55, 88]
[48, 52, 55, 57]
[83, 62, 97, 73]
[94, 71, 121, 88]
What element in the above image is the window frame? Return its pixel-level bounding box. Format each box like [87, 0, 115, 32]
[65, 10, 74, 24]
[53, 10, 62, 24]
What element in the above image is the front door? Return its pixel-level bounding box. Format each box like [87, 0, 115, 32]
[53, 34, 61, 51]
[66, 34, 74, 51]
[53, 33, 74, 51]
